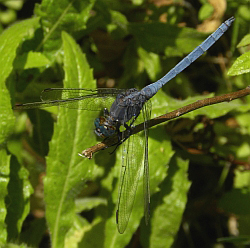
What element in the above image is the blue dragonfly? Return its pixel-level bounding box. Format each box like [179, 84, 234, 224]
[14, 17, 235, 233]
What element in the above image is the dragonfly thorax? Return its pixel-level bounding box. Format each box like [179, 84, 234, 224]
[94, 89, 147, 138]
[109, 88, 147, 124]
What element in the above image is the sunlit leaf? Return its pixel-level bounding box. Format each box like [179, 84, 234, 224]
[44, 31, 97, 248]
[13, 51, 51, 69]
[228, 51, 250, 76]
[0, 17, 40, 245]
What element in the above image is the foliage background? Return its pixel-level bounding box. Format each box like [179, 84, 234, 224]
[0, 0, 250, 247]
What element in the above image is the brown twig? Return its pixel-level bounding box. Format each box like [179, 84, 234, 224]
[80, 86, 250, 159]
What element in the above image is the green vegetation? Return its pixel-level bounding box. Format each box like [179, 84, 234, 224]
[1, 0, 250, 247]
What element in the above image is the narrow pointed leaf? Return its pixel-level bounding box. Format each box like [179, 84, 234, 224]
[44, 31, 97, 247]
[0, 17, 40, 244]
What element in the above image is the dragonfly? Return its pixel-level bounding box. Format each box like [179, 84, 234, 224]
[14, 17, 235, 234]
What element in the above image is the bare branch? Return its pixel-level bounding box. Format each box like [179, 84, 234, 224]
[80, 86, 250, 159]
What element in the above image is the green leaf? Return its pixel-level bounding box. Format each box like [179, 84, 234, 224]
[65, 215, 92, 247]
[219, 188, 250, 237]
[0, 9, 16, 25]
[19, 218, 47, 247]
[131, 0, 144, 5]
[107, 10, 128, 39]
[198, 3, 214, 21]
[149, 155, 190, 248]
[44, 31, 97, 248]
[5, 156, 33, 242]
[2, 2, 244, 246]
[35, 0, 95, 57]
[138, 47, 161, 81]
[235, 170, 250, 189]
[13, 51, 51, 69]
[228, 51, 250, 76]
[129, 22, 208, 57]
[236, 113, 250, 134]
[75, 197, 107, 212]
[0, 17, 40, 245]
[0, 17, 40, 145]
[219, 182, 250, 214]
[0, 150, 10, 245]
[239, 5, 250, 21]
[237, 34, 250, 48]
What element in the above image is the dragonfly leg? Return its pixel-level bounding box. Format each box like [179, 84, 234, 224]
[109, 129, 123, 154]
[128, 113, 141, 129]
[109, 123, 133, 154]
[123, 122, 133, 138]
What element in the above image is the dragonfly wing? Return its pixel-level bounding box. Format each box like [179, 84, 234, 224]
[116, 125, 145, 234]
[116, 100, 151, 233]
[41, 88, 125, 100]
[40, 88, 125, 110]
[142, 101, 152, 225]
[14, 88, 125, 110]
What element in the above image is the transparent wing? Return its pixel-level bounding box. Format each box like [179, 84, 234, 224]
[116, 101, 151, 234]
[142, 101, 152, 225]
[14, 88, 125, 110]
[116, 129, 145, 234]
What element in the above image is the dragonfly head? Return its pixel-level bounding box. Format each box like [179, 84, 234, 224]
[94, 116, 116, 138]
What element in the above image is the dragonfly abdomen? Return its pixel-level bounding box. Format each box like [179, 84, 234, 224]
[141, 17, 235, 99]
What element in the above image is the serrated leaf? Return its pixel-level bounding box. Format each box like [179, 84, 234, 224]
[0, 17, 40, 145]
[0, 17, 40, 245]
[228, 51, 250, 76]
[44, 32, 98, 247]
[35, 0, 95, 58]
